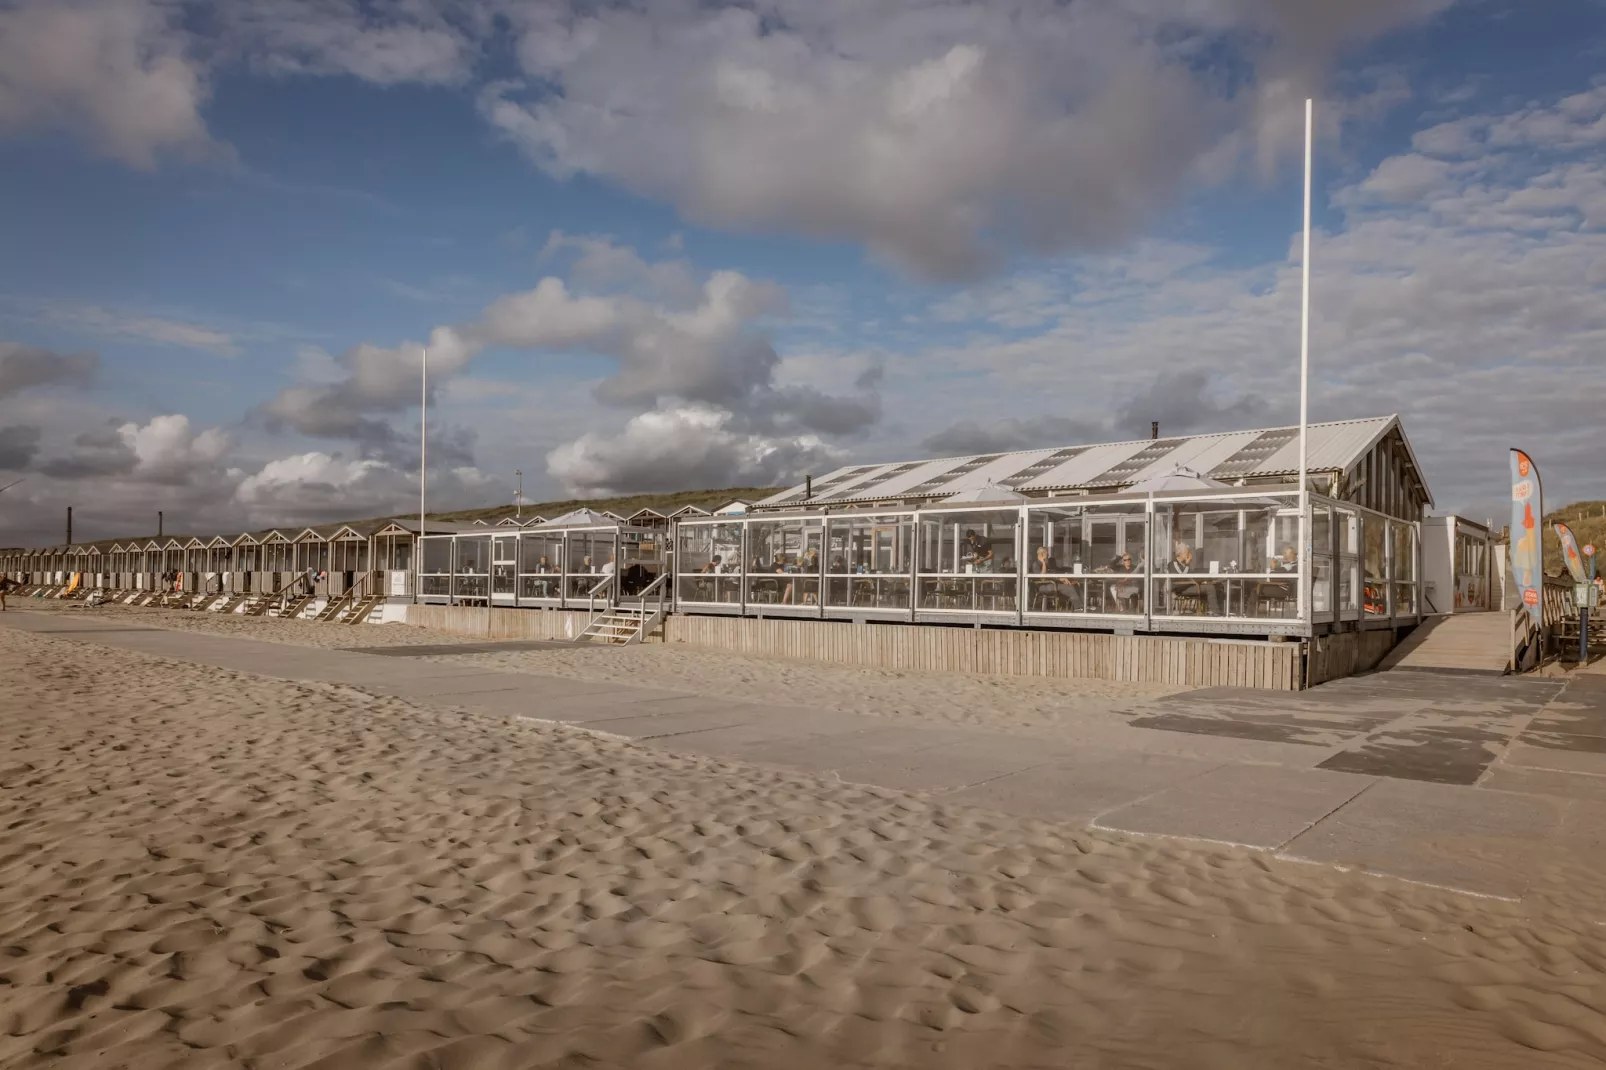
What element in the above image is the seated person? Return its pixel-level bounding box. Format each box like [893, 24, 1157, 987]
[1274, 545, 1298, 572]
[698, 555, 723, 574]
[773, 553, 797, 603]
[798, 549, 821, 604]
[1165, 544, 1220, 614]
[1108, 550, 1140, 611]
[1031, 545, 1082, 610]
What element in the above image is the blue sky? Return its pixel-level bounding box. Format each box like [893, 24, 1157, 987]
[0, 0, 1602, 544]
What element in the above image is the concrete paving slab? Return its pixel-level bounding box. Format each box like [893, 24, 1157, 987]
[1479, 765, 1606, 803]
[1096, 764, 1374, 849]
[1126, 709, 1362, 748]
[947, 750, 1219, 824]
[832, 737, 1062, 794]
[653, 713, 893, 759]
[1280, 778, 1567, 898]
[347, 640, 576, 656]
[738, 725, 968, 774]
[1316, 706, 1527, 785]
[363, 673, 558, 698]
[1528, 705, 1606, 738]
[1502, 740, 1606, 776]
[568, 707, 762, 740]
[1556, 798, 1606, 857]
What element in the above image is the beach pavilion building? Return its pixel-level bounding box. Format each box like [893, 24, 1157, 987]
[671, 415, 1430, 640]
[0, 414, 1436, 685]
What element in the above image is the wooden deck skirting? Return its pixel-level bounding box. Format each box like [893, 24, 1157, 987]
[664, 615, 1302, 691]
[407, 604, 596, 641]
[1306, 628, 1398, 686]
[404, 605, 1320, 690]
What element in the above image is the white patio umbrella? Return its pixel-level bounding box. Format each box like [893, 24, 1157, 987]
[1123, 465, 1231, 493]
[941, 482, 1028, 504]
[539, 508, 616, 526]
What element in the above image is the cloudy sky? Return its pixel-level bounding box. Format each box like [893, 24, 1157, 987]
[0, 0, 1600, 545]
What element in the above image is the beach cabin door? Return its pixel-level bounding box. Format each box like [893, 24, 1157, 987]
[492, 535, 518, 606]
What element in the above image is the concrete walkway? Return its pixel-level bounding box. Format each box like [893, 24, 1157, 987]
[9, 611, 1606, 902]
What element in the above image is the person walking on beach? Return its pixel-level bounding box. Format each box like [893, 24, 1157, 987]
[0, 575, 13, 611]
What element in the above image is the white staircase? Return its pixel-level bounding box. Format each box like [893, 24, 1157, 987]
[574, 573, 668, 645]
[576, 607, 654, 644]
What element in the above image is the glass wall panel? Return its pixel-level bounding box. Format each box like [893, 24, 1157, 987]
[565, 530, 616, 599]
[1336, 507, 1360, 618]
[916, 508, 1019, 612]
[1311, 503, 1333, 616]
[492, 535, 517, 599]
[1150, 497, 1300, 620]
[745, 518, 823, 606]
[617, 530, 667, 595]
[420, 536, 452, 597]
[825, 513, 913, 611]
[676, 522, 743, 604]
[1392, 520, 1417, 616]
[456, 534, 491, 600]
[1362, 514, 1388, 618]
[1454, 526, 1489, 610]
[518, 531, 564, 600]
[1021, 502, 1147, 615]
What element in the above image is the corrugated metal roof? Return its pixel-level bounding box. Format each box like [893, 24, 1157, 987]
[756, 416, 1408, 508]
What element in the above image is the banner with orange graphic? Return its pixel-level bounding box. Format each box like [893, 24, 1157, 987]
[1555, 521, 1587, 585]
[1510, 449, 1543, 626]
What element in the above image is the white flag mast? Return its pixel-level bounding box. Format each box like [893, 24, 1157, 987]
[1297, 98, 1313, 623]
[418, 346, 427, 602]
[1299, 98, 1312, 502]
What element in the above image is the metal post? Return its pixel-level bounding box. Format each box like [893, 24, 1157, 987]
[1298, 97, 1313, 626]
[516, 469, 523, 521]
[417, 346, 427, 604]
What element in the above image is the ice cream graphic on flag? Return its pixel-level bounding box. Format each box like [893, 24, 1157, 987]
[1510, 449, 1543, 625]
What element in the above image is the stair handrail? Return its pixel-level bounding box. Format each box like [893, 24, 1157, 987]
[632, 571, 669, 643]
[586, 572, 615, 617]
[322, 569, 370, 620]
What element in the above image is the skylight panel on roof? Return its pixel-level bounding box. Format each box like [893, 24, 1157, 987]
[1209, 428, 1299, 478]
[1088, 439, 1185, 484]
[998, 447, 1089, 488]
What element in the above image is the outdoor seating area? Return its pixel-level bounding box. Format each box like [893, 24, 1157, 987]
[673, 487, 1419, 637]
[417, 509, 669, 610]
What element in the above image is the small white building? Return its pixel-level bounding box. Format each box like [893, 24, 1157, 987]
[1422, 515, 1496, 614]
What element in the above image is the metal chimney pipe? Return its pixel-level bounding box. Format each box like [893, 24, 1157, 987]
[66, 506, 72, 545]
[1151, 421, 1159, 440]
[158, 510, 163, 538]
[805, 474, 813, 499]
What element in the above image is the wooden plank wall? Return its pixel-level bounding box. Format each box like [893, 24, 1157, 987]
[1306, 628, 1399, 685]
[664, 616, 1301, 690]
[407, 604, 594, 641]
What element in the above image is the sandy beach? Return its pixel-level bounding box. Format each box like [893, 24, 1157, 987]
[4, 612, 1606, 1068]
[40, 602, 1184, 739]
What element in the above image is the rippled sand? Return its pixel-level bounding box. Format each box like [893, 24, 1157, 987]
[39, 601, 1181, 737]
[4, 622, 1606, 1068]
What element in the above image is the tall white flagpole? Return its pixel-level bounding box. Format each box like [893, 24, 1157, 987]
[1299, 98, 1312, 500]
[418, 346, 427, 601]
[1298, 98, 1313, 626]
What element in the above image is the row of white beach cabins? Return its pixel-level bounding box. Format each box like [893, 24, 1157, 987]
[0, 504, 714, 610]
